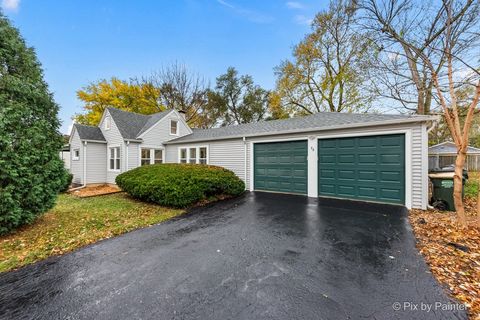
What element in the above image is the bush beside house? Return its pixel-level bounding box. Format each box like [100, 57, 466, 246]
[116, 164, 245, 208]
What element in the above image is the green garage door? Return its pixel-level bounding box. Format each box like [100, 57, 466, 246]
[318, 134, 405, 205]
[254, 140, 308, 194]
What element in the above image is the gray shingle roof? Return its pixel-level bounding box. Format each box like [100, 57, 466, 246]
[166, 112, 434, 144]
[74, 124, 106, 141]
[106, 107, 171, 140]
[429, 141, 480, 154]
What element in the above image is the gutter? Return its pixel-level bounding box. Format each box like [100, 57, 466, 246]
[165, 116, 438, 145]
[80, 139, 107, 144]
[124, 138, 143, 143]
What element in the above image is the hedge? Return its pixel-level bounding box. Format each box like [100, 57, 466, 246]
[115, 164, 245, 208]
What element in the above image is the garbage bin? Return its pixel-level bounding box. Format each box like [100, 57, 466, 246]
[428, 167, 468, 211]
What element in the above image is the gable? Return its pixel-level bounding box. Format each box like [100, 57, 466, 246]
[140, 111, 192, 145]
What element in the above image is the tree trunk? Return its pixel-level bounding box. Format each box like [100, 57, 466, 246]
[453, 151, 468, 227]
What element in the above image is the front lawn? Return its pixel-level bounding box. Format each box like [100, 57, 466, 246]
[0, 193, 184, 273]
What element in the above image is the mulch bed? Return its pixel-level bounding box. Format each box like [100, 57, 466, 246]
[69, 185, 122, 198]
[410, 197, 480, 320]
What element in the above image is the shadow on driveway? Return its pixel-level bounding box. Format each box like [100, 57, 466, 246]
[0, 192, 466, 320]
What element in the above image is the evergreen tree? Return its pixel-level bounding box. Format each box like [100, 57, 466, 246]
[0, 12, 66, 234]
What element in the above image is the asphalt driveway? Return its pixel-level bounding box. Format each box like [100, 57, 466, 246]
[0, 192, 466, 320]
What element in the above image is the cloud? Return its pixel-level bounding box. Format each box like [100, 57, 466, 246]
[1, 0, 20, 11]
[286, 1, 304, 9]
[294, 14, 312, 26]
[216, 0, 274, 24]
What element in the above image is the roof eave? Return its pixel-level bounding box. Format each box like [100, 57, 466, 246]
[165, 116, 436, 145]
[80, 139, 107, 144]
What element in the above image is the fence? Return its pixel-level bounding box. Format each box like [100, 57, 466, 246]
[428, 154, 480, 171]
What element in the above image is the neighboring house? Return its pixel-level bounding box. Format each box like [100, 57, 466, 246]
[70, 107, 436, 209]
[429, 141, 480, 171]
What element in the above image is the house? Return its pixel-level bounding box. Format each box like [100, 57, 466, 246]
[59, 144, 70, 170]
[70, 107, 436, 209]
[428, 141, 480, 171]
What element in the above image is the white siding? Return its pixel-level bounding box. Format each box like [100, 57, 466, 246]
[164, 139, 247, 183]
[86, 143, 107, 183]
[141, 112, 191, 146]
[127, 142, 140, 170]
[210, 140, 246, 182]
[99, 110, 125, 184]
[70, 130, 83, 184]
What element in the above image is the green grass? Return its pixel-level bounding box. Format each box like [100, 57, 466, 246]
[0, 193, 184, 273]
[465, 172, 480, 198]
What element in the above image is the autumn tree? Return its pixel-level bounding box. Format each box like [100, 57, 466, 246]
[361, 0, 480, 226]
[273, 0, 376, 116]
[75, 77, 163, 125]
[206, 67, 270, 126]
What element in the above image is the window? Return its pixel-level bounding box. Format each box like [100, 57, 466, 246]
[154, 149, 163, 164]
[72, 149, 80, 160]
[179, 148, 187, 163]
[170, 120, 178, 135]
[199, 147, 207, 164]
[141, 148, 163, 166]
[141, 148, 151, 166]
[189, 148, 196, 164]
[179, 146, 208, 164]
[105, 116, 111, 130]
[109, 147, 120, 171]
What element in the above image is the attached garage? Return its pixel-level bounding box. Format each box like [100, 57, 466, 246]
[166, 112, 436, 210]
[318, 134, 405, 205]
[254, 140, 308, 195]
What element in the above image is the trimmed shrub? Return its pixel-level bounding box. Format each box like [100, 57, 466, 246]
[60, 171, 73, 193]
[0, 13, 66, 235]
[116, 164, 245, 208]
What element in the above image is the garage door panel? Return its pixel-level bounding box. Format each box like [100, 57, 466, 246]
[318, 134, 405, 205]
[358, 186, 377, 198]
[254, 140, 307, 195]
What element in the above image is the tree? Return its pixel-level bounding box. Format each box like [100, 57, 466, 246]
[75, 77, 163, 126]
[361, 0, 478, 115]
[146, 62, 210, 128]
[0, 13, 66, 234]
[75, 63, 212, 128]
[274, 0, 376, 116]
[361, 0, 480, 226]
[207, 67, 270, 126]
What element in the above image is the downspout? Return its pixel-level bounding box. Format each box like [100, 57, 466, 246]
[243, 137, 247, 189]
[426, 120, 437, 210]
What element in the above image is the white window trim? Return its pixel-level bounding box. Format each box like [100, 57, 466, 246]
[72, 149, 80, 161]
[139, 146, 165, 166]
[104, 116, 111, 131]
[170, 119, 179, 136]
[108, 145, 121, 172]
[177, 146, 209, 164]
